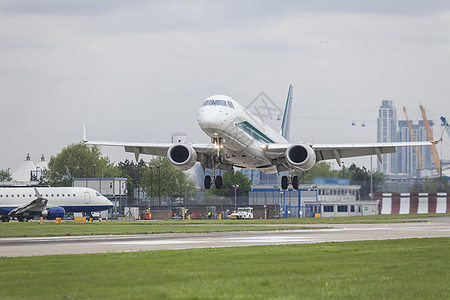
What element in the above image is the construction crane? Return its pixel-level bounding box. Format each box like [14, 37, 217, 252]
[441, 116, 450, 139]
[402, 106, 425, 169]
[420, 104, 441, 175]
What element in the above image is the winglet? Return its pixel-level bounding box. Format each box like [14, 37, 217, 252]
[280, 84, 293, 142]
[83, 123, 87, 142]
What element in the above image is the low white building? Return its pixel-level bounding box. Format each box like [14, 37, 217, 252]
[303, 200, 379, 218]
[72, 178, 127, 196]
[250, 183, 378, 218]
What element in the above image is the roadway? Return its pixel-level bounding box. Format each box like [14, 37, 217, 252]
[1, 217, 449, 257]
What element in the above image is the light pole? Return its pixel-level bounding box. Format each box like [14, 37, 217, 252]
[93, 164, 96, 178]
[137, 163, 141, 206]
[36, 167, 41, 182]
[232, 184, 239, 210]
[150, 166, 153, 206]
[370, 155, 373, 200]
[183, 184, 188, 220]
[184, 184, 188, 207]
[157, 166, 161, 206]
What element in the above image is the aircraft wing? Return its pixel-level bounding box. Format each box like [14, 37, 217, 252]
[312, 142, 432, 164]
[85, 141, 217, 161]
[265, 141, 433, 166]
[8, 197, 48, 216]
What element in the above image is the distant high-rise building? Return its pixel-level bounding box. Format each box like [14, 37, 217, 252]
[397, 120, 433, 175]
[377, 100, 397, 173]
[376, 100, 434, 176]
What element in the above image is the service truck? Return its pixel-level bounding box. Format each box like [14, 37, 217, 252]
[230, 207, 253, 219]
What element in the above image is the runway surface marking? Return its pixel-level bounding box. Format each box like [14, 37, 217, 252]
[1, 217, 449, 257]
[104, 236, 320, 245]
[105, 240, 205, 245]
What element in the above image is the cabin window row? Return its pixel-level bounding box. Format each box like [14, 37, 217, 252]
[0, 194, 77, 198]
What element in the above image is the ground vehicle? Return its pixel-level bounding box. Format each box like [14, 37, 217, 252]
[230, 207, 253, 219]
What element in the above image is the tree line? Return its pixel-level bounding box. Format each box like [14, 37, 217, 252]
[1, 143, 447, 196]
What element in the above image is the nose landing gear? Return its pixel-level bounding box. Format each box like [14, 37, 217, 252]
[203, 137, 224, 190]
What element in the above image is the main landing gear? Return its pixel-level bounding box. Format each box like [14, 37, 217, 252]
[204, 175, 222, 189]
[281, 175, 299, 190]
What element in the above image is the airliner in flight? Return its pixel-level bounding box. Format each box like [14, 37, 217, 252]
[0, 187, 113, 222]
[85, 85, 432, 190]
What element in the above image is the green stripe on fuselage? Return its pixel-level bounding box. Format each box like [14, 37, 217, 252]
[235, 121, 275, 143]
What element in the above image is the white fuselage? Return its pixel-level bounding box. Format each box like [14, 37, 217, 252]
[197, 95, 287, 172]
[0, 187, 113, 215]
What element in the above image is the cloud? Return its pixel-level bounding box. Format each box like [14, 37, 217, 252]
[2, 0, 450, 16]
[1, 0, 450, 171]
[0, 0, 147, 16]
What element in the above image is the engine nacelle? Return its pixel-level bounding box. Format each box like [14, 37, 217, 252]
[167, 144, 197, 171]
[285, 143, 316, 171]
[41, 207, 65, 219]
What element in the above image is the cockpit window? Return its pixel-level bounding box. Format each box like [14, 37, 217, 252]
[96, 192, 101, 197]
[215, 100, 227, 106]
[202, 100, 214, 106]
[202, 99, 232, 107]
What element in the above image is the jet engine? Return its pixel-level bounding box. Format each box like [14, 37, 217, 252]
[167, 144, 198, 171]
[285, 143, 316, 171]
[41, 207, 65, 219]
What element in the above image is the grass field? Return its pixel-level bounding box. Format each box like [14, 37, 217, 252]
[0, 213, 448, 238]
[0, 238, 448, 299]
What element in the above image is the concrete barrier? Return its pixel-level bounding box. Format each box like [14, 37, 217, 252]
[375, 193, 450, 214]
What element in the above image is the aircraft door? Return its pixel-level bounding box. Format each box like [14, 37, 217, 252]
[84, 192, 91, 204]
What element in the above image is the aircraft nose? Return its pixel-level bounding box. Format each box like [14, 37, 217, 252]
[197, 107, 220, 129]
[104, 196, 114, 208]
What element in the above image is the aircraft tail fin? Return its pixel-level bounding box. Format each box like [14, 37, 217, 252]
[280, 84, 293, 141]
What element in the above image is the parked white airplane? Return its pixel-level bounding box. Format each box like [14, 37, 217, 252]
[0, 187, 113, 222]
[85, 85, 433, 190]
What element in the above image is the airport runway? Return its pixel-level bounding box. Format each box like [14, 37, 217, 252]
[1, 217, 449, 257]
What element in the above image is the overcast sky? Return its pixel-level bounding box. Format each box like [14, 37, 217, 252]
[1, 0, 450, 172]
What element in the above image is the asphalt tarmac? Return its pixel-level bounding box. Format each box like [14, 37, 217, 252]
[1, 217, 449, 257]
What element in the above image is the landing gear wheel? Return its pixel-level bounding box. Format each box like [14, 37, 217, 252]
[215, 176, 223, 189]
[204, 175, 212, 190]
[292, 176, 299, 190]
[281, 176, 288, 190]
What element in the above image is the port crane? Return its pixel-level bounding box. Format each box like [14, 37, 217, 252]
[420, 104, 441, 175]
[403, 106, 426, 169]
[441, 116, 450, 140]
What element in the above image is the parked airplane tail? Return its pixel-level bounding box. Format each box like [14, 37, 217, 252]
[280, 84, 293, 142]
